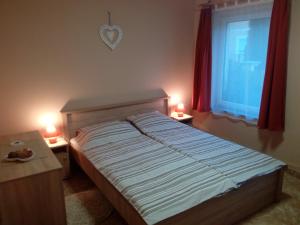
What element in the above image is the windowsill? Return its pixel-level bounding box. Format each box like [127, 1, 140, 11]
[210, 112, 258, 127]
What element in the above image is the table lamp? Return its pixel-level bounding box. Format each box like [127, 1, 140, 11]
[176, 103, 184, 117]
[45, 124, 58, 144]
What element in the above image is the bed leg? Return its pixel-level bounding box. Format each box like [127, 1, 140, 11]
[275, 167, 286, 202]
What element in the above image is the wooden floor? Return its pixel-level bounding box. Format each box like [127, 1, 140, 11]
[64, 169, 300, 225]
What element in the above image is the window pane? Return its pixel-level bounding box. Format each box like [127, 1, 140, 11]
[223, 18, 270, 107]
[211, 3, 272, 120]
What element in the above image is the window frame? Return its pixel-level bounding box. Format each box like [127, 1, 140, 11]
[211, 3, 273, 121]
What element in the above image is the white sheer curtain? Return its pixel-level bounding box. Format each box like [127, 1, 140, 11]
[211, 2, 273, 120]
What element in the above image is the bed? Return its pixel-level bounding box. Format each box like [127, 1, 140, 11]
[61, 91, 286, 225]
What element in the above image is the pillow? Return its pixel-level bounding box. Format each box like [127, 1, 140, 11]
[75, 120, 141, 150]
[127, 111, 184, 133]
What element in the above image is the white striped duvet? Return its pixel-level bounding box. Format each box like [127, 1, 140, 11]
[127, 111, 286, 185]
[71, 122, 236, 225]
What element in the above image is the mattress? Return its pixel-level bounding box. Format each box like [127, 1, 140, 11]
[127, 111, 286, 185]
[70, 121, 236, 225]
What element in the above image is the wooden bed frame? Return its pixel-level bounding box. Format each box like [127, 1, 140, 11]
[61, 91, 286, 225]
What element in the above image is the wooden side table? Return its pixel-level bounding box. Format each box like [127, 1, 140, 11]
[44, 137, 70, 179]
[0, 131, 66, 225]
[171, 112, 193, 126]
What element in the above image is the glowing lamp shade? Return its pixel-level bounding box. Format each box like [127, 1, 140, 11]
[40, 113, 59, 144]
[45, 124, 58, 144]
[176, 103, 184, 117]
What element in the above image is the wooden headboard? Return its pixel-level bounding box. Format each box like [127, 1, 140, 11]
[61, 92, 169, 141]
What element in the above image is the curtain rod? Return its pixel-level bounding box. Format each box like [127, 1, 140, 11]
[199, 0, 213, 8]
[198, 0, 273, 10]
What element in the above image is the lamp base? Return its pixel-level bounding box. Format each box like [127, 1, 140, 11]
[49, 137, 57, 144]
[177, 112, 184, 117]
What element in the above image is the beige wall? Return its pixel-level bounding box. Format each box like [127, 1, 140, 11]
[0, 0, 195, 135]
[193, 0, 300, 173]
[1, 0, 298, 171]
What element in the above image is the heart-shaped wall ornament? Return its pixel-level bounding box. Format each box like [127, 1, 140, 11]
[100, 24, 123, 50]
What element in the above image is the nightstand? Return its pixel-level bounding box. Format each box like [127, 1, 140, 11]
[171, 112, 193, 126]
[44, 136, 70, 179]
[0, 131, 66, 225]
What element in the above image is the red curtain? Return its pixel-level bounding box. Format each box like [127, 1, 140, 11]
[258, 0, 291, 131]
[192, 7, 212, 112]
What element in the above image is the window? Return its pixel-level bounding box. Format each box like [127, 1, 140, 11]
[211, 2, 273, 120]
